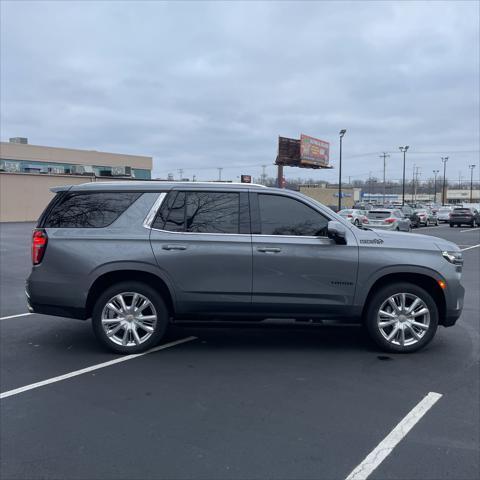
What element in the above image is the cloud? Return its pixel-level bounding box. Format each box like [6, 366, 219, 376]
[1, 0, 478, 183]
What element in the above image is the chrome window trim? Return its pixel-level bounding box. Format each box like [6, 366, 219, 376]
[143, 192, 167, 229]
[149, 228, 328, 240]
[144, 191, 332, 240]
[150, 227, 251, 237]
[253, 234, 330, 240]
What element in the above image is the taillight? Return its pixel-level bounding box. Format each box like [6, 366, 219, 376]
[32, 229, 48, 265]
[384, 218, 396, 224]
[347, 214, 353, 218]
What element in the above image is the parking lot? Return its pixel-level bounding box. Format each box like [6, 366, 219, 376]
[1, 222, 479, 480]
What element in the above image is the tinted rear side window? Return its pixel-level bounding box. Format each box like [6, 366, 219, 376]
[185, 192, 239, 233]
[258, 194, 328, 236]
[44, 192, 141, 228]
[163, 191, 186, 232]
[153, 191, 242, 234]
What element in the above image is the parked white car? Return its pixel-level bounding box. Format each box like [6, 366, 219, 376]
[437, 207, 453, 223]
[366, 209, 411, 231]
[338, 209, 369, 227]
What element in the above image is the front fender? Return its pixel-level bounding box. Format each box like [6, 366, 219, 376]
[354, 264, 444, 306]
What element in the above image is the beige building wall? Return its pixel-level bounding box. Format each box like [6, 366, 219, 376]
[0, 173, 137, 222]
[300, 186, 360, 208]
[0, 142, 152, 169]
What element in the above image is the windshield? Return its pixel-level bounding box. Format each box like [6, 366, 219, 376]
[453, 208, 471, 213]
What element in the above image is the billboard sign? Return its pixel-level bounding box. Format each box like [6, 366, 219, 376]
[300, 134, 329, 167]
[240, 174, 252, 183]
[276, 136, 301, 166]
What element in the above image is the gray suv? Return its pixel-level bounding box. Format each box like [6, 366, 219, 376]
[27, 182, 465, 354]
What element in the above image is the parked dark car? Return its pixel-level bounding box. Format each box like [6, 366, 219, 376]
[449, 207, 479, 228]
[401, 206, 421, 228]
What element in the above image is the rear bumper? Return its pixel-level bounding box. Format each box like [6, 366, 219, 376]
[368, 224, 396, 231]
[26, 284, 87, 320]
[450, 219, 474, 224]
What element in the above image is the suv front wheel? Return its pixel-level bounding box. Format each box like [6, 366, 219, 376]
[92, 281, 168, 354]
[365, 282, 438, 353]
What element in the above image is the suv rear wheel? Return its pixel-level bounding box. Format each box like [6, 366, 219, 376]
[365, 282, 438, 353]
[92, 281, 168, 354]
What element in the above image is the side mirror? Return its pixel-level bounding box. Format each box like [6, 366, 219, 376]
[328, 220, 347, 244]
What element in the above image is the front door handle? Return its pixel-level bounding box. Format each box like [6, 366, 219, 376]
[257, 247, 282, 253]
[162, 244, 187, 251]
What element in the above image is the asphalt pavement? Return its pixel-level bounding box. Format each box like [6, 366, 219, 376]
[1, 222, 479, 480]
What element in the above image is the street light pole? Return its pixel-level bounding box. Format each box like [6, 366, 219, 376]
[433, 170, 439, 203]
[338, 129, 346, 211]
[399, 146, 409, 206]
[469, 164, 476, 203]
[380, 152, 390, 205]
[441, 157, 449, 206]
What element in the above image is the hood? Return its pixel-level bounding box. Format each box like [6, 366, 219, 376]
[354, 227, 459, 252]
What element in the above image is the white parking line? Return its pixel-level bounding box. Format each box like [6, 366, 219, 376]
[460, 244, 480, 252]
[460, 227, 480, 233]
[0, 336, 197, 400]
[345, 392, 442, 480]
[0, 312, 33, 321]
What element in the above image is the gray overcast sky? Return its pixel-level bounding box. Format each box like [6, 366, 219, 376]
[1, 0, 479, 183]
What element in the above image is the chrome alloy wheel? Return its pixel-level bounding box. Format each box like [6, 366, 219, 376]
[377, 293, 430, 347]
[101, 292, 157, 347]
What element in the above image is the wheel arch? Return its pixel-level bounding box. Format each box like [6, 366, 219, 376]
[86, 269, 175, 319]
[361, 272, 446, 325]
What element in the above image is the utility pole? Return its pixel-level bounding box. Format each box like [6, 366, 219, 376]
[368, 171, 372, 202]
[338, 129, 347, 211]
[399, 146, 409, 206]
[414, 166, 421, 203]
[433, 170, 439, 203]
[192, 174, 197, 182]
[261, 165, 267, 185]
[412, 164, 416, 203]
[441, 157, 449, 206]
[469, 164, 476, 203]
[177, 169, 184, 181]
[217, 167, 223, 181]
[380, 152, 390, 205]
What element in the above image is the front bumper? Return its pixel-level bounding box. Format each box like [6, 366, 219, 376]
[443, 283, 465, 327]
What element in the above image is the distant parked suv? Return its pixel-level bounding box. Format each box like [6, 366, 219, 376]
[27, 182, 465, 354]
[449, 207, 479, 228]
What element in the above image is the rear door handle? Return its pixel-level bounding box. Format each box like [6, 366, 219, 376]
[162, 244, 187, 251]
[257, 247, 282, 253]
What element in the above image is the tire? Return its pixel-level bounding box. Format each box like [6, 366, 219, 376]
[354, 219, 360, 227]
[365, 282, 439, 353]
[92, 281, 169, 354]
[449, 223, 454, 228]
